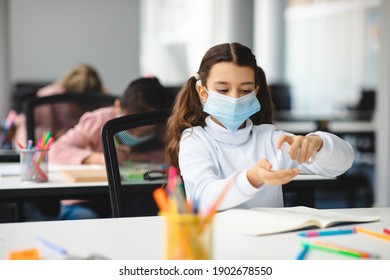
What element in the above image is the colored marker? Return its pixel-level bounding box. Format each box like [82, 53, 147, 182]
[313, 240, 380, 259]
[31, 160, 48, 181]
[43, 131, 51, 146]
[167, 166, 178, 194]
[298, 227, 356, 237]
[355, 227, 390, 242]
[44, 136, 54, 149]
[25, 139, 34, 178]
[16, 141, 25, 149]
[36, 236, 67, 255]
[296, 244, 309, 260]
[27, 139, 33, 149]
[153, 188, 170, 212]
[301, 241, 379, 259]
[384, 228, 390, 235]
[8, 248, 40, 260]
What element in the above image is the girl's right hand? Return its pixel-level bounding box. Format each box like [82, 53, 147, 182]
[247, 159, 299, 188]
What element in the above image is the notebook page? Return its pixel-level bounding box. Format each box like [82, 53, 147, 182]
[214, 206, 380, 236]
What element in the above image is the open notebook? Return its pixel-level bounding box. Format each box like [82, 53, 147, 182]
[214, 206, 380, 236]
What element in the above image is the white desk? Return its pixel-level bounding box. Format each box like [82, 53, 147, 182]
[0, 161, 338, 215]
[0, 163, 109, 202]
[1, 162, 108, 186]
[0, 207, 389, 260]
[0, 163, 164, 221]
[0, 163, 163, 202]
[1, 162, 333, 203]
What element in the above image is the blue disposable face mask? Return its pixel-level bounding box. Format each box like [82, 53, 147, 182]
[116, 131, 154, 147]
[203, 88, 261, 132]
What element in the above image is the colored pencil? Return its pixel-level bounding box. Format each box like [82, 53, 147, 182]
[355, 226, 390, 242]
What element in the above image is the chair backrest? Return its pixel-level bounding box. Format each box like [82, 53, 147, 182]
[23, 93, 117, 145]
[269, 83, 291, 111]
[102, 110, 170, 217]
[12, 81, 52, 113]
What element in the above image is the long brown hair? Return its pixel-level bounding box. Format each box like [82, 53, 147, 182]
[166, 42, 274, 167]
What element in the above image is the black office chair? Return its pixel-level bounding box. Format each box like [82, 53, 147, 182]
[23, 93, 117, 145]
[102, 110, 170, 218]
[269, 83, 292, 121]
[21, 93, 117, 220]
[11, 81, 52, 114]
[355, 88, 375, 120]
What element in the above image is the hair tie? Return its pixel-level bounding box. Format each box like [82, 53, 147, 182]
[194, 73, 202, 92]
[194, 72, 200, 80]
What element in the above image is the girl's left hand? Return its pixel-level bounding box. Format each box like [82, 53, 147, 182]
[276, 134, 323, 164]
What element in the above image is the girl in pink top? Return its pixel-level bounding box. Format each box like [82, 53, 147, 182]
[50, 76, 171, 220]
[14, 63, 109, 145]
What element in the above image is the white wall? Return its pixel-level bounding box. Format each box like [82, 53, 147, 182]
[8, 0, 140, 95]
[213, 0, 254, 48]
[140, 0, 254, 86]
[140, 0, 214, 86]
[254, 0, 285, 84]
[283, 1, 379, 116]
[375, 0, 390, 206]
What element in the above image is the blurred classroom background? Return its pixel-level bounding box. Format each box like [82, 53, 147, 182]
[0, 0, 389, 208]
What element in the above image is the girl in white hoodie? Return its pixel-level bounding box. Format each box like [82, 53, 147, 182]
[166, 42, 354, 212]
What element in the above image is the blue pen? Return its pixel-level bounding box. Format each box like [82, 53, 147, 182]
[36, 236, 67, 255]
[298, 227, 356, 237]
[296, 244, 309, 260]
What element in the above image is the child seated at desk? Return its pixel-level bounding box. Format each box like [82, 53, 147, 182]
[14, 63, 110, 145]
[50, 76, 170, 220]
[166, 42, 355, 213]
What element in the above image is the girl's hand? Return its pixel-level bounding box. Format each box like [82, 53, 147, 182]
[247, 159, 299, 187]
[276, 134, 323, 164]
[82, 152, 105, 165]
